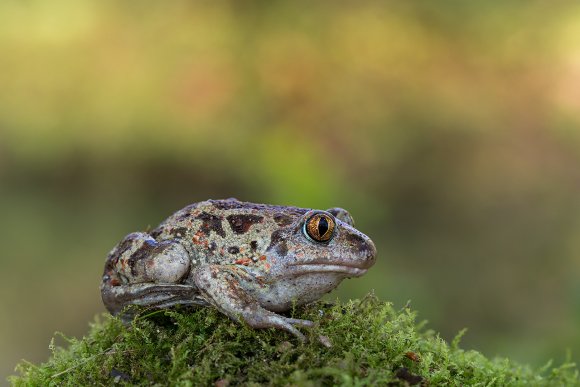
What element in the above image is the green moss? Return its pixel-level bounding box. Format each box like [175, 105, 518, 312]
[9, 295, 579, 386]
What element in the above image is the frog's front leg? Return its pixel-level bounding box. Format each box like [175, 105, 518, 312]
[101, 232, 197, 316]
[193, 265, 314, 342]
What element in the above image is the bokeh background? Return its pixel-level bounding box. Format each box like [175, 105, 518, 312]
[2, 0, 580, 381]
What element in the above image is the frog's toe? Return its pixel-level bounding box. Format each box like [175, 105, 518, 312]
[269, 317, 306, 342]
[284, 317, 315, 328]
[280, 324, 306, 342]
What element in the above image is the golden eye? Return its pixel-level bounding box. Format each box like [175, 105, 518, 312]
[304, 212, 335, 242]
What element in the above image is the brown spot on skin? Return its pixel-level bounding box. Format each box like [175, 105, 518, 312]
[226, 214, 264, 234]
[197, 211, 225, 238]
[259, 255, 267, 261]
[169, 227, 188, 238]
[250, 241, 258, 251]
[149, 227, 163, 239]
[276, 241, 288, 257]
[266, 229, 289, 257]
[228, 246, 240, 254]
[109, 278, 120, 286]
[267, 229, 284, 248]
[273, 213, 293, 226]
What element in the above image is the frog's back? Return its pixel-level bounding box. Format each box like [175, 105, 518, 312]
[150, 198, 308, 266]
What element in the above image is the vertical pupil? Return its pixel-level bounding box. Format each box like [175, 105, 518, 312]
[317, 216, 329, 237]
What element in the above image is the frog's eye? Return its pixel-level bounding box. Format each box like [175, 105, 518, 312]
[303, 212, 335, 243]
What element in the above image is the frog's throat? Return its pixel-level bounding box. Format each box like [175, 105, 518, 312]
[282, 264, 367, 278]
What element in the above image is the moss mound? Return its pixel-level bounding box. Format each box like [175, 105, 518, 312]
[9, 295, 579, 386]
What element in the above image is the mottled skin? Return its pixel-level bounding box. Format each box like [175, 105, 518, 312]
[101, 198, 376, 341]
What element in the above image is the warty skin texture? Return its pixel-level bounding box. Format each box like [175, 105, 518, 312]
[101, 198, 376, 340]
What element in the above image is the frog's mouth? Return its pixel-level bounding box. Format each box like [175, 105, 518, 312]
[284, 263, 368, 278]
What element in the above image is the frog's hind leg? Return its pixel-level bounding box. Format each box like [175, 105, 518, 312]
[101, 232, 197, 317]
[193, 265, 315, 342]
[102, 232, 191, 285]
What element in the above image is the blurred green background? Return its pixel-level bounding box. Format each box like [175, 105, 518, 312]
[2, 0, 580, 381]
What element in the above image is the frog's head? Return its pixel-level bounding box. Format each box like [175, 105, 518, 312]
[285, 208, 376, 276]
[256, 207, 375, 310]
[262, 207, 372, 279]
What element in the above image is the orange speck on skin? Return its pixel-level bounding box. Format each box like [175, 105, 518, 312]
[259, 255, 267, 261]
[235, 258, 252, 266]
[192, 231, 205, 245]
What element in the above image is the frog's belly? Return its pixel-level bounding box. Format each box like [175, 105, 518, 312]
[253, 273, 346, 313]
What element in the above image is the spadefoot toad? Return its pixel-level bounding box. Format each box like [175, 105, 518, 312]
[101, 198, 376, 340]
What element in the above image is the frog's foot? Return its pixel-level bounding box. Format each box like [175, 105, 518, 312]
[194, 265, 314, 342]
[241, 311, 314, 342]
[101, 283, 202, 317]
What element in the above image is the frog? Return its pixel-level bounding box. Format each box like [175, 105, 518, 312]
[101, 198, 376, 341]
